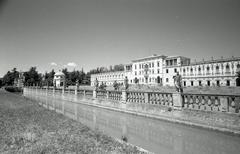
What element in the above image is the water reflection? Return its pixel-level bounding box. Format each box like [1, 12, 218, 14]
[24, 88, 240, 154]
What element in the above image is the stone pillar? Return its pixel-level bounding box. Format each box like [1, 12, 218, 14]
[235, 97, 240, 115]
[121, 90, 127, 103]
[93, 89, 97, 98]
[75, 85, 79, 95]
[62, 86, 65, 95]
[144, 92, 149, 103]
[83, 90, 86, 96]
[219, 96, 228, 112]
[173, 92, 183, 109]
[106, 91, 109, 99]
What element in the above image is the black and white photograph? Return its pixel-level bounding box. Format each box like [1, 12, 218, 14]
[1, 0, 240, 153]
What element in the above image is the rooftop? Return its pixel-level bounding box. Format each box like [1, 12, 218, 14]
[132, 54, 167, 63]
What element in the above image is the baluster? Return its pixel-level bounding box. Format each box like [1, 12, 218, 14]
[151, 93, 154, 104]
[159, 94, 163, 105]
[206, 96, 213, 111]
[199, 96, 206, 110]
[229, 97, 236, 113]
[212, 96, 220, 112]
[149, 93, 152, 104]
[133, 93, 136, 103]
[142, 93, 145, 103]
[194, 96, 200, 110]
[189, 95, 194, 109]
[162, 94, 165, 105]
[184, 95, 188, 108]
[169, 94, 173, 106]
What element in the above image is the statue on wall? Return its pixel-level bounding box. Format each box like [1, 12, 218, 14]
[123, 76, 129, 90]
[173, 72, 183, 93]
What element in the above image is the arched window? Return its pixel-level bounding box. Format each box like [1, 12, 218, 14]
[226, 64, 230, 73]
[216, 65, 220, 74]
[237, 64, 240, 69]
[198, 67, 201, 75]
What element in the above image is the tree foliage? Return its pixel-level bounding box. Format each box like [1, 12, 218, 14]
[2, 68, 19, 86]
[89, 64, 125, 74]
[24, 67, 41, 86]
[62, 68, 87, 86]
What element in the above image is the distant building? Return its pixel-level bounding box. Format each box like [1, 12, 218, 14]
[91, 54, 240, 87]
[54, 71, 65, 87]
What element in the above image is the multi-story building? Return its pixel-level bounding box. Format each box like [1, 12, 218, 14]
[91, 54, 240, 87]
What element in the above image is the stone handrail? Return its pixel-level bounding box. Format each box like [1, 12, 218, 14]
[126, 91, 146, 103]
[182, 93, 240, 114]
[24, 86, 240, 114]
[96, 90, 107, 99]
[108, 90, 122, 101]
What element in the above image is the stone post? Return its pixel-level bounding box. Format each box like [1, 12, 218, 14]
[173, 92, 183, 109]
[83, 90, 86, 96]
[62, 86, 65, 95]
[75, 85, 79, 95]
[144, 92, 149, 103]
[93, 89, 97, 98]
[121, 90, 127, 103]
[106, 91, 109, 99]
[219, 96, 228, 112]
[235, 97, 240, 115]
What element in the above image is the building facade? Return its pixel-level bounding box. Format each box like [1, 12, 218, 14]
[54, 71, 65, 88]
[91, 55, 240, 87]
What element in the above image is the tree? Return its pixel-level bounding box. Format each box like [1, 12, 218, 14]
[0, 78, 2, 88]
[24, 67, 41, 86]
[43, 69, 55, 86]
[2, 68, 19, 86]
[113, 64, 124, 71]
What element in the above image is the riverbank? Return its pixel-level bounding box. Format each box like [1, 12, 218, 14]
[0, 90, 148, 154]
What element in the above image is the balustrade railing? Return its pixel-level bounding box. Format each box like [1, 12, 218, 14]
[24, 87, 240, 114]
[108, 90, 122, 101]
[149, 92, 173, 106]
[182, 93, 240, 114]
[96, 90, 107, 99]
[126, 91, 146, 103]
[85, 90, 93, 96]
[77, 89, 85, 95]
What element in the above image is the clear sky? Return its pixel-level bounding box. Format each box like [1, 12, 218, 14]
[1, 0, 240, 77]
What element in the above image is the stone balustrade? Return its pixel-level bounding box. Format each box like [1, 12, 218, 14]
[149, 92, 173, 106]
[182, 93, 240, 114]
[108, 90, 122, 101]
[96, 90, 107, 99]
[24, 86, 240, 114]
[126, 91, 146, 103]
[85, 90, 93, 97]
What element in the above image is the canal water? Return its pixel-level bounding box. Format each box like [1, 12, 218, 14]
[24, 88, 240, 154]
